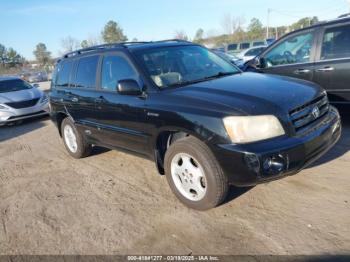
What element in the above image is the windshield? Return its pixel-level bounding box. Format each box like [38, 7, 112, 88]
[0, 79, 33, 93]
[134, 45, 240, 88]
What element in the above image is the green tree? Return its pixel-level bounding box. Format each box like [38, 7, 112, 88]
[101, 20, 128, 43]
[6, 48, 21, 64]
[193, 28, 204, 43]
[81, 40, 89, 48]
[0, 44, 6, 65]
[33, 43, 51, 66]
[290, 17, 318, 31]
[247, 18, 264, 40]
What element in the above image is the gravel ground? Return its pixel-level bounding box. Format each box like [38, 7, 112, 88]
[0, 81, 349, 255]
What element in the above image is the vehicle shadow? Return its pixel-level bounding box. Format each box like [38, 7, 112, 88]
[307, 109, 350, 169]
[90, 146, 111, 156]
[0, 115, 49, 143]
[222, 186, 254, 206]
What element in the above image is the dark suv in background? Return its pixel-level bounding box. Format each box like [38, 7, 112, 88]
[246, 15, 350, 105]
[49, 40, 341, 210]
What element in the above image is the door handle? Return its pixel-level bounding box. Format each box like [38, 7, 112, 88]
[294, 69, 311, 74]
[95, 96, 106, 103]
[71, 97, 78, 102]
[317, 67, 334, 72]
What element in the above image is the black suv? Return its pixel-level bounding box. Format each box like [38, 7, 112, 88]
[246, 16, 350, 104]
[49, 40, 341, 210]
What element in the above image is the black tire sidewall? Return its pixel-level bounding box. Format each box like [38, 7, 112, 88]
[61, 118, 90, 159]
[165, 137, 228, 210]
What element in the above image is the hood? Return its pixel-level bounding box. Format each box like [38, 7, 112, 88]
[169, 72, 323, 116]
[0, 87, 42, 104]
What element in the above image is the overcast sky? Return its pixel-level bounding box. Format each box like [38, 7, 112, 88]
[1, 0, 349, 60]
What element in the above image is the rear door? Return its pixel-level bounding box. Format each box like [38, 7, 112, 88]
[313, 22, 350, 103]
[259, 29, 317, 82]
[93, 51, 149, 154]
[67, 55, 101, 142]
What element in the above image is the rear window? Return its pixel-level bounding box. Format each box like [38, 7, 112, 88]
[56, 60, 74, 87]
[73, 55, 99, 89]
[0, 79, 32, 93]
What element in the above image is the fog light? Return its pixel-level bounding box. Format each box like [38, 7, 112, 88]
[244, 153, 260, 173]
[263, 154, 286, 175]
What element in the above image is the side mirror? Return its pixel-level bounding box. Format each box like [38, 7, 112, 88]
[33, 83, 39, 88]
[117, 79, 142, 96]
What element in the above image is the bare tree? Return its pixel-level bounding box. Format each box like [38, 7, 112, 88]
[221, 13, 234, 35]
[174, 30, 189, 41]
[60, 36, 80, 54]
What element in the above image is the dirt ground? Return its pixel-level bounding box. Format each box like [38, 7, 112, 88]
[0, 81, 349, 255]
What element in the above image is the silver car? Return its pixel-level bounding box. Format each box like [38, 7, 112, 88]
[0, 77, 49, 126]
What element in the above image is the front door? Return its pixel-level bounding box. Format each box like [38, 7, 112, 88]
[313, 22, 350, 103]
[93, 52, 149, 154]
[259, 30, 317, 82]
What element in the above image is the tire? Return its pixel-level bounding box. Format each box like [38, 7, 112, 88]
[164, 136, 229, 210]
[61, 117, 92, 159]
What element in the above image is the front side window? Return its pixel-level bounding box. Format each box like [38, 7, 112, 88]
[74, 55, 99, 89]
[0, 79, 32, 93]
[264, 32, 314, 67]
[321, 24, 350, 60]
[56, 60, 74, 87]
[134, 45, 240, 89]
[101, 55, 138, 91]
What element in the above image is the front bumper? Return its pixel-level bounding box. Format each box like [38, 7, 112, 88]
[212, 106, 342, 186]
[0, 102, 49, 125]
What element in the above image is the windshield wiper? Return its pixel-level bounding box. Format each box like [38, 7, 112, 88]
[167, 71, 238, 88]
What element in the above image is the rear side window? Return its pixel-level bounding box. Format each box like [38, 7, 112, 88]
[253, 41, 265, 47]
[101, 55, 138, 91]
[74, 55, 99, 89]
[321, 24, 350, 60]
[227, 44, 238, 51]
[240, 43, 250, 49]
[56, 60, 74, 87]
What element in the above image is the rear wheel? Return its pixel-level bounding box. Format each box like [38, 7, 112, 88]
[164, 136, 228, 210]
[61, 118, 92, 158]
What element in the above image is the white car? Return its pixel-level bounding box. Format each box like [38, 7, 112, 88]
[0, 77, 49, 126]
[237, 46, 267, 63]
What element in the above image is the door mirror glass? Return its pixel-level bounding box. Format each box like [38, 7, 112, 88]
[117, 79, 142, 95]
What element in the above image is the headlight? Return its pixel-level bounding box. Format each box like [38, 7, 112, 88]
[223, 115, 285, 143]
[0, 104, 10, 111]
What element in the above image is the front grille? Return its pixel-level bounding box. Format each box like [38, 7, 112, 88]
[289, 94, 329, 133]
[5, 98, 40, 109]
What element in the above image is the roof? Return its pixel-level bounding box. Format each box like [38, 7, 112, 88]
[0, 76, 21, 81]
[60, 39, 195, 60]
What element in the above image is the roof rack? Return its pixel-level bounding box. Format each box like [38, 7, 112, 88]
[62, 39, 192, 58]
[63, 41, 149, 58]
[338, 13, 350, 18]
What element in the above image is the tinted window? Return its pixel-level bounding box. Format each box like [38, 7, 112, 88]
[321, 24, 350, 60]
[135, 45, 239, 88]
[245, 47, 265, 56]
[240, 43, 250, 49]
[264, 32, 314, 67]
[253, 41, 265, 47]
[227, 44, 238, 50]
[0, 79, 32, 93]
[56, 60, 74, 87]
[101, 55, 138, 91]
[74, 56, 99, 89]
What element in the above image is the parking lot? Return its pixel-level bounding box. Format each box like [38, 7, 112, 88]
[0, 81, 349, 255]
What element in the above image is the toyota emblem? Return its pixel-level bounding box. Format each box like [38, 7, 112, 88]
[312, 107, 320, 118]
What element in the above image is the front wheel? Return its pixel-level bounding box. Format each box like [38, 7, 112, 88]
[164, 136, 229, 210]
